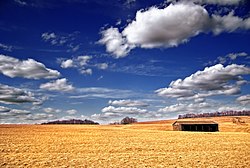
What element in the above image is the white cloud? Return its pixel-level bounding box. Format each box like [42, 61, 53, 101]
[108, 99, 149, 107]
[41, 31, 80, 52]
[25, 113, 55, 121]
[158, 102, 211, 113]
[77, 55, 92, 66]
[207, 52, 248, 65]
[80, 68, 92, 75]
[99, 27, 134, 58]
[99, 2, 250, 57]
[116, 19, 122, 26]
[211, 12, 250, 35]
[14, 0, 27, 6]
[0, 106, 57, 124]
[109, 62, 170, 77]
[59, 55, 108, 74]
[0, 107, 31, 122]
[90, 112, 122, 121]
[0, 43, 13, 52]
[43, 107, 62, 113]
[70, 87, 140, 99]
[40, 78, 75, 92]
[7, 109, 31, 115]
[66, 109, 78, 115]
[156, 64, 250, 99]
[41, 32, 56, 42]
[217, 105, 248, 112]
[59, 55, 108, 75]
[102, 105, 147, 114]
[96, 63, 108, 70]
[158, 103, 186, 113]
[124, 0, 136, 8]
[167, 0, 244, 5]
[0, 106, 10, 113]
[61, 59, 74, 68]
[236, 95, 250, 105]
[0, 83, 41, 104]
[228, 52, 248, 60]
[123, 3, 209, 49]
[156, 87, 195, 98]
[97, 76, 104, 81]
[0, 54, 60, 79]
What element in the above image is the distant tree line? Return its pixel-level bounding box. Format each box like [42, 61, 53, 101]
[178, 110, 250, 119]
[109, 117, 137, 125]
[41, 119, 99, 125]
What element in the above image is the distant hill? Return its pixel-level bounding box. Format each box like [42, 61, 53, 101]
[41, 119, 99, 125]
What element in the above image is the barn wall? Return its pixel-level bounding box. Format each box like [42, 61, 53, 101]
[173, 125, 180, 131]
[173, 123, 219, 132]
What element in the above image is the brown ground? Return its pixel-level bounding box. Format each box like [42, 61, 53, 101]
[1, 116, 250, 167]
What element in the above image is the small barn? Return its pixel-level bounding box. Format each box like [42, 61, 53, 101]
[172, 121, 219, 132]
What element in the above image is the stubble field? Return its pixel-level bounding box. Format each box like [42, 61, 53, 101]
[1, 116, 250, 167]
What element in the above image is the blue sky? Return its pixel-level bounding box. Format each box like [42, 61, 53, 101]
[0, 0, 250, 124]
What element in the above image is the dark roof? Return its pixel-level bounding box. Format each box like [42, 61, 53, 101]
[172, 120, 218, 125]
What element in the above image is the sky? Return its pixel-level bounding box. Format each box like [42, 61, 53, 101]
[0, 0, 250, 124]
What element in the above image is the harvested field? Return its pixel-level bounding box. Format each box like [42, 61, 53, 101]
[1, 117, 250, 167]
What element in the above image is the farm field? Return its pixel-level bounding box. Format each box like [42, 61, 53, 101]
[1, 116, 250, 167]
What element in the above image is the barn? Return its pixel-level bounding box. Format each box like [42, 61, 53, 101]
[172, 121, 219, 132]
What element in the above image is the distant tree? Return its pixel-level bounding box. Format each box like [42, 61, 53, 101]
[41, 119, 99, 125]
[120, 117, 137, 125]
[109, 121, 120, 125]
[178, 110, 250, 119]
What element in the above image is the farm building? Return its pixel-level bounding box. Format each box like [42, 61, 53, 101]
[172, 121, 219, 132]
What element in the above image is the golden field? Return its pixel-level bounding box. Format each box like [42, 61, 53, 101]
[1, 116, 250, 167]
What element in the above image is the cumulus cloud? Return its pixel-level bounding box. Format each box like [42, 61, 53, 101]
[102, 105, 147, 114]
[0, 83, 41, 105]
[108, 99, 149, 107]
[99, 27, 134, 58]
[158, 102, 211, 113]
[99, 2, 250, 57]
[211, 12, 250, 35]
[59, 55, 108, 75]
[123, 3, 209, 49]
[0, 54, 60, 79]
[40, 78, 75, 92]
[236, 95, 250, 105]
[0, 107, 31, 122]
[77, 55, 92, 66]
[1, 107, 58, 123]
[156, 64, 250, 99]
[60, 56, 91, 69]
[61, 59, 74, 68]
